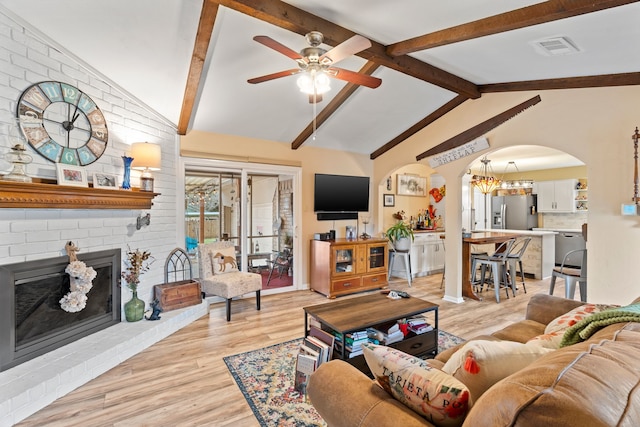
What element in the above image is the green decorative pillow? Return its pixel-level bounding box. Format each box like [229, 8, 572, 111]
[209, 246, 239, 274]
[362, 343, 470, 427]
[442, 340, 553, 404]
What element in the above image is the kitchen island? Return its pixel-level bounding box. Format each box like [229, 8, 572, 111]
[473, 229, 557, 280]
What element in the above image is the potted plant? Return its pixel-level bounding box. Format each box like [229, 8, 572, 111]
[385, 220, 414, 251]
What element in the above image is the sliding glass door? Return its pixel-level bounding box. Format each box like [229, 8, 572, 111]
[180, 158, 300, 292]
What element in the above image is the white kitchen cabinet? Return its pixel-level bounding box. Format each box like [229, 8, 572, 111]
[389, 233, 444, 279]
[424, 234, 445, 273]
[536, 179, 577, 213]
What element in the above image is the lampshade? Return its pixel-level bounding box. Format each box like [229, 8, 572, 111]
[131, 142, 161, 171]
[472, 157, 501, 195]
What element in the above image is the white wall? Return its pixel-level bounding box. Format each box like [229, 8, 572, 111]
[374, 88, 640, 306]
[0, 11, 179, 311]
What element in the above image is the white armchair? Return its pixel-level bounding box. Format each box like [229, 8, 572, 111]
[197, 241, 261, 321]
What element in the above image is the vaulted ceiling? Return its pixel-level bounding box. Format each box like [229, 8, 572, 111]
[2, 0, 639, 165]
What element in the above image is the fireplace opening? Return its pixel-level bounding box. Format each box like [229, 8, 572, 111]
[1, 249, 121, 372]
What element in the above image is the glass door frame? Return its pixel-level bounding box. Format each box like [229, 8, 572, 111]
[178, 156, 302, 293]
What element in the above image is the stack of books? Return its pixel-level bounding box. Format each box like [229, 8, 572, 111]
[295, 326, 335, 396]
[344, 330, 369, 358]
[407, 315, 433, 334]
[367, 321, 404, 345]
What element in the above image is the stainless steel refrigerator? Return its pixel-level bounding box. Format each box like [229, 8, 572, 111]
[491, 195, 538, 230]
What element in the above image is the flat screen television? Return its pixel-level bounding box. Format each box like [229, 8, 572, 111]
[314, 174, 370, 218]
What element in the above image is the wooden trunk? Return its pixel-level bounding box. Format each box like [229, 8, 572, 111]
[153, 280, 202, 312]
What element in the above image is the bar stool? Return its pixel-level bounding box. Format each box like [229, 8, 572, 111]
[388, 248, 412, 287]
[471, 238, 516, 303]
[506, 237, 531, 294]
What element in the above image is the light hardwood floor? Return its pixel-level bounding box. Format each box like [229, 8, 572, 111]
[16, 273, 557, 427]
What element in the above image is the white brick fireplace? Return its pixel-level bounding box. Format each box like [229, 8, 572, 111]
[0, 9, 199, 425]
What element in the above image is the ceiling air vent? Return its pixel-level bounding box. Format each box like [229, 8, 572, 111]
[530, 36, 581, 56]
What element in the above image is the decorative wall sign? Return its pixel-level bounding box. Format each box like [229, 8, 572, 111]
[396, 174, 426, 197]
[427, 137, 489, 168]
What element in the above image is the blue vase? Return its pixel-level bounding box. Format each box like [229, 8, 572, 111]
[122, 156, 133, 190]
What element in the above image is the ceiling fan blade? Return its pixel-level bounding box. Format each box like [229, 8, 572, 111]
[253, 35, 304, 61]
[327, 67, 382, 89]
[247, 69, 301, 84]
[308, 93, 323, 103]
[319, 34, 371, 66]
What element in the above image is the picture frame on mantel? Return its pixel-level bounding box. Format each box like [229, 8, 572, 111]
[383, 194, 395, 207]
[56, 164, 88, 187]
[396, 174, 426, 197]
[93, 173, 119, 189]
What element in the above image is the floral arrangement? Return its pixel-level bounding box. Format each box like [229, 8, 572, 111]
[122, 246, 154, 292]
[60, 260, 97, 313]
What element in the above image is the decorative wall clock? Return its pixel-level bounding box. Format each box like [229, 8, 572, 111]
[16, 81, 108, 165]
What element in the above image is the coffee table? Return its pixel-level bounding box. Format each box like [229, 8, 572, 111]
[303, 292, 439, 375]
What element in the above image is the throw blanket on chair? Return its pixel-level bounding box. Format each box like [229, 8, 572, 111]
[560, 303, 640, 347]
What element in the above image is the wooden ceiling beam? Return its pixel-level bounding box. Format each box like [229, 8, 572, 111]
[479, 72, 640, 93]
[415, 95, 542, 161]
[370, 96, 468, 160]
[387, 0, 640, 56]
[177, 0, 219, 135]
[291, 62, 380, 150]
[216, 0, 479, 99]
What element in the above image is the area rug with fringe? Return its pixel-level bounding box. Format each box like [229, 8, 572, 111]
[223, 330, 465, 427]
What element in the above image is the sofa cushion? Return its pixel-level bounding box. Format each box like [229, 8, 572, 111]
[544, 303, 606, 334]
[489, 319, 545, 342]
[526, 330, 564, 349]
[362, 343, 470, 427]
[462, 324, 640, 427]
[307, 360, 429, 427]
[209, 246, 239, 274]
[442, 340, 553, 405]
[526, 303, 615, 350]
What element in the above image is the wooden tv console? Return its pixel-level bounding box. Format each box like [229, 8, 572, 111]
[310, 238, 388, 298]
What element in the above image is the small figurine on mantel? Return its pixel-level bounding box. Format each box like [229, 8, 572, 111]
[65, 241, 80, 262]
[145, 299, 162, 321]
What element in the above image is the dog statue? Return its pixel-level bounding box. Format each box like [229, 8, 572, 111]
[145, 299, 162, 321]
[214, 252, 237, 272]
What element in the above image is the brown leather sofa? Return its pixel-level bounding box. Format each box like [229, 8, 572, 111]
[307, 294, 640, 427]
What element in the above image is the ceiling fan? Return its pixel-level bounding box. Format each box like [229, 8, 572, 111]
[247, 31, 382, 103]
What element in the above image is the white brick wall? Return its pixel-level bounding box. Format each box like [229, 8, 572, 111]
[0, 9, 196, 426]
[0, 10, 181, 305]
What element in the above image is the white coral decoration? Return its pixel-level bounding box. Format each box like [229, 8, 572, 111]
[60, 290, 88, 312]
[60, 261, 96, 313]
[72, 276, 93, 293]
[66, 261, 87, 278]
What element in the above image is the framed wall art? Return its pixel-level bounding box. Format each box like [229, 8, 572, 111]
[396, 174, 426, 197]
[93, 173, 119, 189]
[56, 164, 88, 187]
[383, 194, 395, 207]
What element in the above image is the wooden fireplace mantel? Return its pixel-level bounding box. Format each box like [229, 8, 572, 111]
[0, 180, 159, 209]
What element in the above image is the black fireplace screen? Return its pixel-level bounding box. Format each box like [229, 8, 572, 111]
[1, 249, 121, 371]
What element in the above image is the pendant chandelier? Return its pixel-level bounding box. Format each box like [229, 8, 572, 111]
[472, 157, 501, 195]
[500, 161, 534, 189]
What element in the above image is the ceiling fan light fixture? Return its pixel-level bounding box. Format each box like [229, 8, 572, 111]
[296, 71, 331, 95]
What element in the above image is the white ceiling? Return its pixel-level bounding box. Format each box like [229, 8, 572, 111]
[1, 0, 637, 170]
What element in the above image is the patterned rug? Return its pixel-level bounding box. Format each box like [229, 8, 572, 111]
[223, 330, 465, 427]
